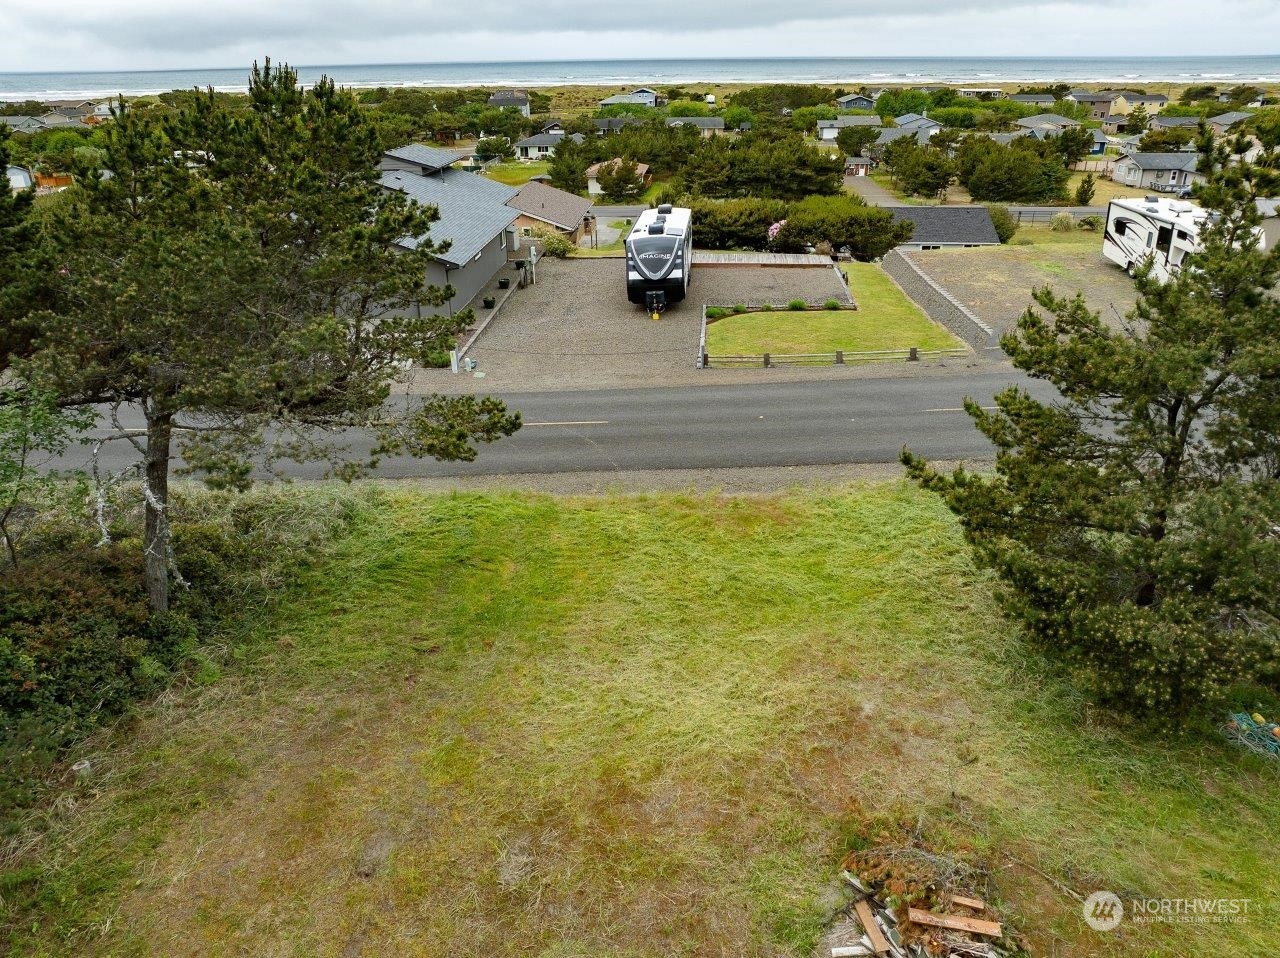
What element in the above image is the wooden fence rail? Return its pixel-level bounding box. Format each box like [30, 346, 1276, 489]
[703, 347, 969, 368]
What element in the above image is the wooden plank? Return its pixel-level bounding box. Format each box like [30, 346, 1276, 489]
[951, 894, 986, 911]
[853, 899, 892, 956]
[908, 908, 1002, 937]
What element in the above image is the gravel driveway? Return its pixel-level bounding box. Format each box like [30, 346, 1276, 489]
[413, 257, 851, 392]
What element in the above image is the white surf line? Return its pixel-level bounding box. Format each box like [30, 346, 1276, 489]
[521, 420, 610, 427]
[921, 406, 999, 413]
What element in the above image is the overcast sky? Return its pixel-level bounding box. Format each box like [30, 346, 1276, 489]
[0, 0, 1274, 73]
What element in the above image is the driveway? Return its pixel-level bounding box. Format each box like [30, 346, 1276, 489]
[413, 257, 851, 392]
[845, 174, 906, 206]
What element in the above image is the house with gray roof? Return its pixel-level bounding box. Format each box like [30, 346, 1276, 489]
[1009, 94, 1056, 106]
[1151, 115, 1201, 131]
[873, 126, 936, 150]
[1111, 152, 1204, 193]
[513, 130, 584, 160]
[6, 165, 34, 193]
[816, 114, 883, 141]
[1208, 111, 1254, 134]
[593, 116, 646, 135]
[665, 116, 725, 137]
[378, 145, 520, 314]
[889, 206, 999, 249]
[487, 90, 531, 117]
[1015, 113, 1081, 133]
[1, 116, 45, 134]
[599, 88, 660, 108]
[37, 111, 91, 129]
[836, 93, 876, 111]
[506, 180, 594, 242]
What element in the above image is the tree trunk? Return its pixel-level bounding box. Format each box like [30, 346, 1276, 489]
[143, 409, 173, 614]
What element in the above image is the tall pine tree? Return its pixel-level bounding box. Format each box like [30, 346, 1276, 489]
[22, 61, 520, 612]
[903, 136, 1280, 719]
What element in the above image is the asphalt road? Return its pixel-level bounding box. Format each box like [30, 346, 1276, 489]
[56, 369, 1055, 479]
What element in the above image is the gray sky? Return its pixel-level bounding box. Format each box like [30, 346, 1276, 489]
[0, 0, 1274, 73]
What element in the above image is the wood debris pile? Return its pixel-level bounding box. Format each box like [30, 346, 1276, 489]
[829, 842, 1028, 958]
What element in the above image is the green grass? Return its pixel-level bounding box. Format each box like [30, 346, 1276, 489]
[5, 485, 1280, 957]
[482, 160, 550, 186]
[704, 262, 963, 357]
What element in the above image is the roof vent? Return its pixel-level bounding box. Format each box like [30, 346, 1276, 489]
[1144, 195, 1159, 203]
[648, 221, 665, 234]
[657, 203, 673, 214]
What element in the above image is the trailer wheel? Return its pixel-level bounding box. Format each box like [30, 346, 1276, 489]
[1126, 262, 1135, 277]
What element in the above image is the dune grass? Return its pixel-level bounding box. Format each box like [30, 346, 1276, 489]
[4, 484, 1279, 957]
[705, 262, 963, 357]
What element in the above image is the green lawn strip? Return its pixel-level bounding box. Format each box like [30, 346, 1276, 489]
[704, 263, 962, 357]
[482, 161, 550, 186]
[5, 486, 1279, 957]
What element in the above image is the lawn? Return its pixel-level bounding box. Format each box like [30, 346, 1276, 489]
[704, 261, 963, 357]
[482, 160, 550, 186]
[5, 484, 1279, 957]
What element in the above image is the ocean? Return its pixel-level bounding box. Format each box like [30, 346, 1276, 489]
[2, 56, 1279, 102]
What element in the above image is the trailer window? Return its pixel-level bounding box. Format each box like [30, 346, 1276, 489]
[1114, 218, 1128, 236]
[1157, 226, 1173, 256]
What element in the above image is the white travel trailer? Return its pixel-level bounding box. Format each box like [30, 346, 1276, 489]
[1102, 197, 1211, 283]
[625, 204, 693, 316]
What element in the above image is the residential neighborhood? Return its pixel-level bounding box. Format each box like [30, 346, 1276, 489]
[3, 56, 1280, 958]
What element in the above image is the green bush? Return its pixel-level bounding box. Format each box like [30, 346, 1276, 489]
[1050, 211, 1077, 232]
[1077, 214, 1105, 232]
[531, 228, 573, 258]
[823, 299, 841, 310]
[759, 303, 774, 311]
[987, 205, 1019, 244]
[788, 299, 808, 311]
[705, 307, 729, 319]
[732, 303, 748, 313]
[0, 483, 372, 820]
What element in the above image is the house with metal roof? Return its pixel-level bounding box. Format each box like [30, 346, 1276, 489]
[873, 126, 937, 149]
[506, 180, 594, 242]
[378, 145, 520, 314]
[1014, 113, 1081, 132]
[889, 206, 1000, 249]
[816, 114, 883, 141]
[1111, 152, 1204, 193]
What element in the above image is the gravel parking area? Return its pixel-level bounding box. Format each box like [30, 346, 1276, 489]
[413, 256, 850, 392]
[906, 240, 1140, 337]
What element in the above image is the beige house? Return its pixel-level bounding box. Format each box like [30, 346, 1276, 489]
[505, 181, 594, 243]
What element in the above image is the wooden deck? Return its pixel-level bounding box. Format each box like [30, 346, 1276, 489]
[692, 251, 834, 267]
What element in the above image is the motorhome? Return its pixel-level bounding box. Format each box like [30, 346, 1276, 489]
[1103, 196, 1232, 283]
[624, 204, 693, 316]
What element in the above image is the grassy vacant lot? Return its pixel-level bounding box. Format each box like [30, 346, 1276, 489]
[7, 484, 1278, 958]
[481, 160, 550, 186]
[705, 261, 962, 356]
[911, 227, 1139, 335]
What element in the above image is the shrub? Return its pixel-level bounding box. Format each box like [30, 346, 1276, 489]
[759, 303, 774, 311]
[705, 307, 729, 319]
[531, 228, 574, 258]
[823, 299, 841, 310]
[788, 299, 808, 311]
[1050, 211, 1076, 232]
[688, 198, 788, 251]
[732, 303, 748, 313]
[987, 205, 1019, 244]
[1077, 214, 1105, 232]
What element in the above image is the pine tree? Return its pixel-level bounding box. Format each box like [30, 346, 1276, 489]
[22, 61, 520, 613]
[903, 139, 1280, 719]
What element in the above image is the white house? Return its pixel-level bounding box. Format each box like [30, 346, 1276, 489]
[1111, 152, 1204, 193]
[513, 130, 585, 161]
[599, 88, 660, 109]
[816, 114, 883, 142]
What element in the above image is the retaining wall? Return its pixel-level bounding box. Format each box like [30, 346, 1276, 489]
[881, 250, 999, 353]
